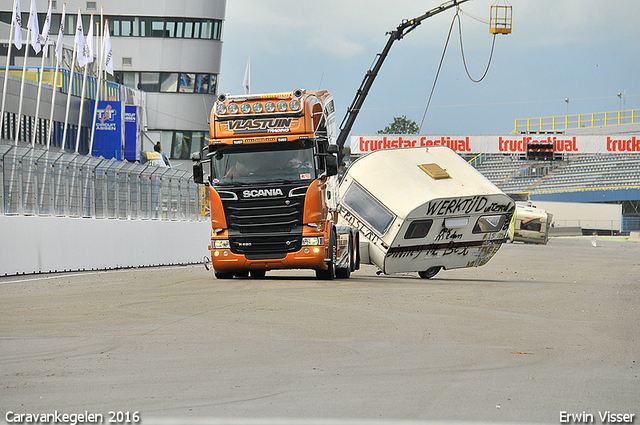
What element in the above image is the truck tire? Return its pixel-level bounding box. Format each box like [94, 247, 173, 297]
[316, 228, 337, 280]
[353, 231, 360, 271]
[418, 266, 441, 279]
[215, 271, 234, 279]
[336, 235, 352, 279]
[250, 270, 266, 278]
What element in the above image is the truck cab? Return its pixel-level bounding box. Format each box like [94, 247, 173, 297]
[193, 89, 358, 279]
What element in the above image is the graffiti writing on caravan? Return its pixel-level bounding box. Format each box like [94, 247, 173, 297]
[499, 136, 578, 152]
[358, 136, 471, 152]
[226, 118, 297, 134]
[426, 196, 511, 216]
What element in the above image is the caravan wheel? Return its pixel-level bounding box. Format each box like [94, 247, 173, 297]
[418, 266, 441, 279]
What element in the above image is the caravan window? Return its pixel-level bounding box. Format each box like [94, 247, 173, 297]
[404, 220, 433, 239]
[343, 182, 395, 236]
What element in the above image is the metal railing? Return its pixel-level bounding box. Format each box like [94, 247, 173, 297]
[1, 142, 205, 221]
[514, 109, 640, 133]
[3, 66, 120, 100]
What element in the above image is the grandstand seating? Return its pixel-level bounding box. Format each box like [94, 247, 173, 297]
[473, 153, 640, 194]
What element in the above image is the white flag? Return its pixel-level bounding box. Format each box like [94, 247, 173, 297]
[243, 55, 251, 95]
[82, 15, 94, 65]
[75, 9, 86, 66]
[55, 4, 66, 61]
[104, 22, 114, 75]
[41, 1, 52, 58]
[27, 0, 41, 53]
[12, 0, 22, 49]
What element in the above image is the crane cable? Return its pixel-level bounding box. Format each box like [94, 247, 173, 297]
[458, 13, 497, 83]
[419, 10, 457, 132]
[419, 8, 498, 132]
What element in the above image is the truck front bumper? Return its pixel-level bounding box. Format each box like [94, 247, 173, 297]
[210, 245, 327, 273]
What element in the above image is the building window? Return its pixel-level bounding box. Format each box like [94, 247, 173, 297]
[115, 72, 217, 94]
[183, 21, 194, 39]
[179, 73, 196, 93]
[16, 14, 223, 40]
[172, 131, 191, 159]
[139, 72, 160, 92]
[160, 73, 179, 93]
[191, 132, 206, 157]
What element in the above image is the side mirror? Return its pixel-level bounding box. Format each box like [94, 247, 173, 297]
[193, 162, 205, 184]
[327, 144, 339, 154]
[325, 154, 338, 177]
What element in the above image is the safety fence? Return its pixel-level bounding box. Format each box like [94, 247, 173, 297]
[514, 108, 640, 133]
[1, 143, 205, 221]
[3, 67, 120, 100]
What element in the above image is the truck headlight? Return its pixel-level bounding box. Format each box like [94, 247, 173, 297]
[240, 102, 252, 114]
[216, 103, 227, 115]
[277, 100, 288, 112]
[228, 103, 239, 114]
[265, 101, 276, 113]
[302, 237, 323, 246]
[289, 99, 301, 111]
[213, 240, 230, 249]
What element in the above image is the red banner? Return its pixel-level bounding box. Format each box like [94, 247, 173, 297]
[350, 134, 640, 155]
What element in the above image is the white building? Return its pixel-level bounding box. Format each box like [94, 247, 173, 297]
[0, 0, 226, 162]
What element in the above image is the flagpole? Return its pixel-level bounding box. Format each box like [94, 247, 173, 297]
[15, 27, 33, 145]
[62, 8, 82, 151]
[75, 14, 93, 154]
[1, 0, 18, 135]
[32, 0, 53, 147]
[31, 40, 47, 147]
[47, 2, 65, 150]
[89, 20, 106, 156]
[243, 55, 251, 95]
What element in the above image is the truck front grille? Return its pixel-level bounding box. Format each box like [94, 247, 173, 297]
[222, 194, 305, 256]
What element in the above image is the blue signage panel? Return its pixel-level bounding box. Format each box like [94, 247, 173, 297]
[92, 101, 122, 160]
[124, 106, 138, 161]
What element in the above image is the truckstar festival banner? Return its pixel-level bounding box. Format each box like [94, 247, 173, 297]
[350, 134, 640, 155]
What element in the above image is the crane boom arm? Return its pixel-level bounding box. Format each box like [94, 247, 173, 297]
[335, 0, 471, 160]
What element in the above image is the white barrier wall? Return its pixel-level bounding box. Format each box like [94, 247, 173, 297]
[0, 216, 212, 276]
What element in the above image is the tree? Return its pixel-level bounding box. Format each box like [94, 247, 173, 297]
[377, 115, 419, 134]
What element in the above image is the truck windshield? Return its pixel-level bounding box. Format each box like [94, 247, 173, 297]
[212, 148, 316, 185]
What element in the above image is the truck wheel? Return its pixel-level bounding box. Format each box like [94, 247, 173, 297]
[418, 266, 441, 279]
[316, 228, 337, 280]
[215, 271, 234, 279]
[336, 235, 352, 279]
[250, 270, 266, 278]
[353, 231, 360, 271]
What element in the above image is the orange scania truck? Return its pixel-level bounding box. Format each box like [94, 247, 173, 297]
[192, 89, 359, 279]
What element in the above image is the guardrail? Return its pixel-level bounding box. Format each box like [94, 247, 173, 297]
[3, 66, 120, 100]
[514, 109, 640, 133]
[1, 142, 205, 221]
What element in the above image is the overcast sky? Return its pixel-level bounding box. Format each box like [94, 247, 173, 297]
[218, 0, 639, 138]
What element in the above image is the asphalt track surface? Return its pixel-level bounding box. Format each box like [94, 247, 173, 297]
[1, 237, 638, 425]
